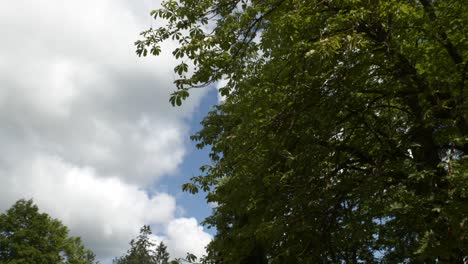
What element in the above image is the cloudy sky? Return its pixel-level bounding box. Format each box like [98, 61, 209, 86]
[0, 0, 217, 262]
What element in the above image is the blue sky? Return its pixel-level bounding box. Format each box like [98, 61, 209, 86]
[0, 0, 219, 262]
[157, 88, 219, 234]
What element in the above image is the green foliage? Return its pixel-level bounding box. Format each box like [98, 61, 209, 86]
[138, 0, 468, 262]
[155, 241, 171, 264]
[172, 252, 217, 264]
[113, 225, 170, 264]
[0, 199, 97, 264]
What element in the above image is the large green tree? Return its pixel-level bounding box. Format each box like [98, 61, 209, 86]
[137, 0, 467, 262]
[0, 199, 97, 264]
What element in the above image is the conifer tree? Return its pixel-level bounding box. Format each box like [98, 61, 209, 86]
[114, 225, 171, 264]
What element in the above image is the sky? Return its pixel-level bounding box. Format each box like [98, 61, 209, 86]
[0, 0, 218, 262]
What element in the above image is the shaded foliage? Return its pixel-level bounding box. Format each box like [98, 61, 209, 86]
[138, 0, 468, 262]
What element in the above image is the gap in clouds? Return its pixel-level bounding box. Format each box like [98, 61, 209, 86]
[156, 87, 220, 234]
[0, 0, 213, 262]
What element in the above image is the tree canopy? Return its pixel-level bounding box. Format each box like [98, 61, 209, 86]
[0, 199, 97, 264]
[137, 0, 467, 262]
[113, 225, 172, 264]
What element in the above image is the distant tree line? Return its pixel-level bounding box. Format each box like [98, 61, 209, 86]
[113, 225, 175, 264]
[113, 225, 206, 264]
[0, 199, 201, 264]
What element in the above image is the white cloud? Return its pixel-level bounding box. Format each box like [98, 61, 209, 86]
[215, 78, 229, 103]
[208, 202, 219, 208]
[165, 218, 213, 258]
[0, 0, 212, 262]
[0, 0, 204, 184]
[150, 218, 213, 260]
[0, 154, 176, 258]
[0, 154, 212, 261]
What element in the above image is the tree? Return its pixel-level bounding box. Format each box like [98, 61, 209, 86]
[0, 199, 97, 264]
[155, 241, 170, 264]
[114, 225, 170, 264]
[137, 0, 467, 262]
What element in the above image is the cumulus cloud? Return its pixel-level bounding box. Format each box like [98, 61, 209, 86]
[149, 218, 213, 261]
[0, 0, 212, 262]
[165, 218, 213, 258]
[0, 154, 212, 261]
[0, 0, 204, 184]
[0, 154, 176, 258]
